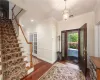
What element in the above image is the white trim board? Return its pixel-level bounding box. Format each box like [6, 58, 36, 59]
[36, 55, 56, 64]
[95, 24, 100, 57]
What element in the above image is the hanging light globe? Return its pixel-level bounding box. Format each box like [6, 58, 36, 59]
[63, 9, 69, 20]
[63, 0, 69, 20]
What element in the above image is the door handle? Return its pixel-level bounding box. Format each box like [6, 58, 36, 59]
[83, 51, 86, 61]
[84, 47, 87, 52]
[83, 47, 87, 61]
[83, 48, 86, 55]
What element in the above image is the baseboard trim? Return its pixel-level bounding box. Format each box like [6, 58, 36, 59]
[36, 56, 55, 64]
[32, 53, 37, 57]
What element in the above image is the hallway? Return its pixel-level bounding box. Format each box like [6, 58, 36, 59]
[0, 0, 100, 79]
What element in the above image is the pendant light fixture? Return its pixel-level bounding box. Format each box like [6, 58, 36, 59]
[63, 0, 69, 20]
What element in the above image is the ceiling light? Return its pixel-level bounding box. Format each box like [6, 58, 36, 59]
[31, 19, 34, 22]
[63, 0, 69, 20]
[63, 9, 69, 20]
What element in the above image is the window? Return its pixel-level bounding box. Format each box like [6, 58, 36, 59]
[34, 32, 37, 54]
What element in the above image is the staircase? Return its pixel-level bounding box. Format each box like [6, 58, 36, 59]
[0, 18, 27, 80]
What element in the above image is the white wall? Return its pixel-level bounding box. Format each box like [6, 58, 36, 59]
[19, 15, 57, 63]
[9, 2, 25, 19]
[57, 12, 95, 56]
[18, 27, 30, 61]
[19, 11, 95, 63]
[9, 2, 14, 19]
[94, 0, 100, 57]
[94, 0, 100, 24]
[95, 24, 100, 57]
[32, 18, 57, 63]
[9, 2, 21, 19]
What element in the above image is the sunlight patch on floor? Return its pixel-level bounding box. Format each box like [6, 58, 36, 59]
[66, 62, 79, 70]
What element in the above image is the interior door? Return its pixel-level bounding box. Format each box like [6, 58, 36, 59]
[79, 23, 87, 76]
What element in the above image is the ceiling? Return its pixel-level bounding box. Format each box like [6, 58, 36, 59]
[9, 0, 97, 21]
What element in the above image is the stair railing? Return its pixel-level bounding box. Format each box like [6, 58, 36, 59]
[12, 5, 33, 68]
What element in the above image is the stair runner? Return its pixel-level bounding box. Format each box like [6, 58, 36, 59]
[0, 18, 27, 80]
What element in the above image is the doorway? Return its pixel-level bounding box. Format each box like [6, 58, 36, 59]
[61, 29, 79, 64]
[61, 24, 87, 75]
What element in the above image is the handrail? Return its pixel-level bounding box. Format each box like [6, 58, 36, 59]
[12, 5, 33, 68]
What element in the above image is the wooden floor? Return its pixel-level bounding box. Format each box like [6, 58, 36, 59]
[22, 60, 52, 80]
[22, 58, 90, 80]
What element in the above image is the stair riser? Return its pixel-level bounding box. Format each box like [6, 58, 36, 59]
[2, 36, 17, 39]
[0, 33, 16, 36]
[2, 44, 21, 49]
[3, 63, 26, 80]
[1, 48, 21, 55]
[0, 27, 14, 31]
[2, 40, 19, 44]
[2, 58, 24, 70]
[2, 53, 23, 62]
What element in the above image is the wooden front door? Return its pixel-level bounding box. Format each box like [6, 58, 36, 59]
[79, 23, 87, 76]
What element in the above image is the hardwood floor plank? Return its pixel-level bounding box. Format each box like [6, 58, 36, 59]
[22, 60, 52, 80]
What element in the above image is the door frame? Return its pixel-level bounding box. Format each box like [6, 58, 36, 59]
[61, 29, 80, 61]
[61, 24, 87, 75]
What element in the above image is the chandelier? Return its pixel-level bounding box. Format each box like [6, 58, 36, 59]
[63, 0, 69, 20]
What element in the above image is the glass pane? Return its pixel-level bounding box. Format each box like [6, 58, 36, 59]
[34, 33, 37, 54]
[67, 31, 78, 63]
[80, 30, 84, 57]
[61, 32, 65, 57]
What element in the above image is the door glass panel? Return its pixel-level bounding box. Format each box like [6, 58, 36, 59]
[61, 32, 65, 57]
[34, 32, 37, 54]
[67, 31, 78, 63]
[80, 30, 84, 57]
